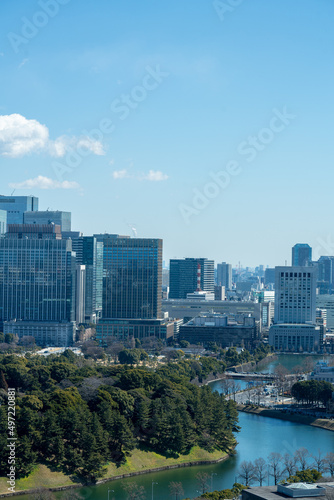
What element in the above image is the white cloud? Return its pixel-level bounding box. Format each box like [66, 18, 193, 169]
[142, 170, 168, 181]
[0, 114, 49, 157]
[50, 135, 105, 158]
[112, 169, 129, 179]
[112, 168, 168, 181]
[9, 175, 81, 190]
[0, 114, 105, 158]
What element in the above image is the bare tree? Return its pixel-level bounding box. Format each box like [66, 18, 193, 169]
[254, 384, 263, 406]
[238, 461, 255, 486]
[324, 452, 334, 477]
[246, 382, 253, 403]
[294, 448, 309, 471]
[123, 482, 146, 500]
[274, 365, 289, 396]
[105, 342, 124, 363]
[169, 481, 184, 500]
[312, 450, 326, 473]
[254, 457, 267, 486]
[230, 380, 241, 401]
[268, 452, 284, 485]
[196, 472, 210, 495]
[283, 453, 297, 478]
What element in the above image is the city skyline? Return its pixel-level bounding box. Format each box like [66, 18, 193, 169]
[1, 1, 334, 267]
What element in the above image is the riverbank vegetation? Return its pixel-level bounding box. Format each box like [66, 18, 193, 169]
[237, 449, 334, 486]
[0, 351, 238, 484]
[291, 380, 333, 407]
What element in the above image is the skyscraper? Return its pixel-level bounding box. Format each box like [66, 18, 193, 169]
[317, 256, 334, 294]
[292, 244, 312, 266]
[72, 236, 103, 323]
[94, 235, 172, 343]
[0, 210, 7, 235]
[0, 195, 38, 224]
[95, 234, 162, 319]
[169, 258, 214, 299]
[217, 262, 232, 289]
[0, 224, 76, 346]
[269, 266, 320, 352]
[274, 266, 316, 324]
[24, 210, 71, 232]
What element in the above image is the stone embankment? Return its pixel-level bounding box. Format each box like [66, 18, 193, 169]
[237, 404, 334, 432]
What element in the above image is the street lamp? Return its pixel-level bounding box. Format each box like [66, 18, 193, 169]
[152, 480, 158, 500]
[211, 472, 217, 490]
[108, 488, 114, 500]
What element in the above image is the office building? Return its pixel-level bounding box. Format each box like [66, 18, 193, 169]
[0, 225, 76, 346]
[72, 236, 103, 323]
[0, 210, 6, 235]
[95, 234, 162, 320]
[96, 318, 176, 343]
[316, 256, 334, 294]
[274, 266, 316, 324]
[269, 266, 319, 352]
[94, 234, 166, 342]
[76, 265, 86, 324]
[214, 285, 225, 301]
[24, 210, 71, 232]
[217, 262, 232, 289]
[316, 294, 334, 328]
[179, 313, 260, 349]
[264, 267, 275, 286]
[292, 243, 312, 266]
[162, 298, 262, 325]
[169, 258, 214, 299]
[0, 195, 38, 224]
[269, 323, 321, 352]
[7, 223, 62, 239]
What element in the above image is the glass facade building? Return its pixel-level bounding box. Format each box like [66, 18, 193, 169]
[217, 262, 232, 289]
[24, 210, 71, 232]
[0, 210, 7, 235]
[292, 244, 312, 267]
[169, 258, 215, 299]
[0, 195, 38, 224]
[0, 236, 76, 323]
[94, 234, 162, 320]
[72, 236, 103, 323]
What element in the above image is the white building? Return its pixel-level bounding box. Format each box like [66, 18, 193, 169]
[274, 266, 316, 324]
[310, 361, 334, 384]
[269, 323, 321, 352]
[316, 295, 334, 328]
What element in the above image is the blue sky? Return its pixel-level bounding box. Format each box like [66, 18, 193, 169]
[0, 0, 333, 267]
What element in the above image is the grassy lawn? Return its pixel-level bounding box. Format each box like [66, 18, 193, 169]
[0, 447, 227, 495]
[104, 446, 227, 476]
[0, 464, 74, 494]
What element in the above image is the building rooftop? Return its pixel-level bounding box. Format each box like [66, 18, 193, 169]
[242, 483, 334, 500]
